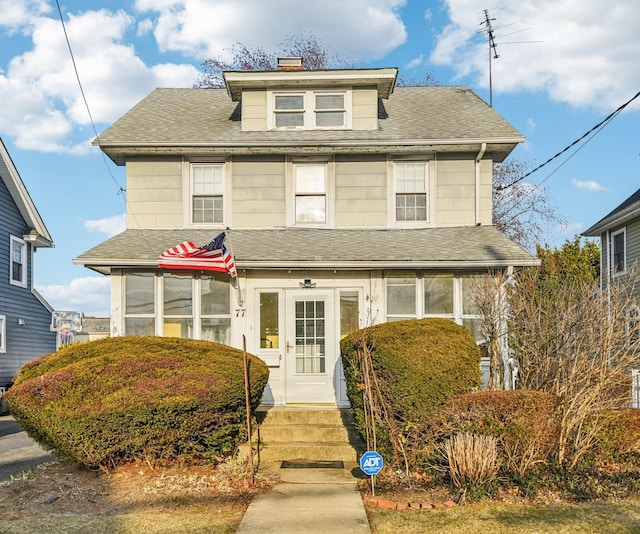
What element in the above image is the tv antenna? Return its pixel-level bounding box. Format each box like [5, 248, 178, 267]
[480, 9, 499, 107]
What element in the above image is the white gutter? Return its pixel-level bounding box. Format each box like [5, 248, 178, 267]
[96, 137, 525, 149]
[475, 143, 487, 226]
[74, 258, 541, 269]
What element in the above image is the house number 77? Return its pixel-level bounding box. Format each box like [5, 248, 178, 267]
[235, 308, 246, 317]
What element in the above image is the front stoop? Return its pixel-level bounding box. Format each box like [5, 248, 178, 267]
[241, 407, 364, 470]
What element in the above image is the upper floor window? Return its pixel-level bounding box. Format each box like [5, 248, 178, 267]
[612, 228, 626, 275]
[295, 164, 327, 223]
[271, 91, 349, 130]
[10, 236, 27, 288]
[394, 162, 428, 222]
[191, 164, 224, 224]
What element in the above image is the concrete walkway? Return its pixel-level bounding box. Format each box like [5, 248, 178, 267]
[0, 415, 56, 482]
[237, 465, 371, 533]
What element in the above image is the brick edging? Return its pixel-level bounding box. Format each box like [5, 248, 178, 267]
[363, 494, 457, 510]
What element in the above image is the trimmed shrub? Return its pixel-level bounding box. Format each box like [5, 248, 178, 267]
[591, 409, 640, 464]
[6, 336, 269, 470]
[429, 390, 559, 480]
[340, 318, 481, 467]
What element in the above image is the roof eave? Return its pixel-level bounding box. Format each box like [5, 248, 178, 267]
[583, 204, 640, 236]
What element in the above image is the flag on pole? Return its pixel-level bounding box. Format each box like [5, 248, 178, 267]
[158, 232, 237, 277]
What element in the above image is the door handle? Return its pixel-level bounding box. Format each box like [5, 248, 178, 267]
[286, 341, 291, 353]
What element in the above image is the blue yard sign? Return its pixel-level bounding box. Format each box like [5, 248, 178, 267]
[360, 451, 384, 476]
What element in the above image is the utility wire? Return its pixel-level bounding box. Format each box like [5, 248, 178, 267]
[55, 0, 126, 198]
[497, 90, 640, 191]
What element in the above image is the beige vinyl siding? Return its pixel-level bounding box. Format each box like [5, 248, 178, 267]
[127, 158, 183, 228]
[335, 159, 387, 227]
[241, 90, 267, 131]
[479, 160, 493, 224]
[435, 158, 491, 226]
[232, 159, 286, 228]
[352, 88, 378, 130]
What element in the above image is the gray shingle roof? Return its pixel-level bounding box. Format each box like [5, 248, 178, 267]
[96, 86, 523, 164]
[74, 226, 537, 274]
[583, 187, 640, 236]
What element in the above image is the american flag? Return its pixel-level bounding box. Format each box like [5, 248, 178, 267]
[158, 232, 237, 277]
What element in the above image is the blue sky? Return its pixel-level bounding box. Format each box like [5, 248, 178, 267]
[0, 0, 638, 316]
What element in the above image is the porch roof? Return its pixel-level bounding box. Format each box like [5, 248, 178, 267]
[74, 226, 538, 275]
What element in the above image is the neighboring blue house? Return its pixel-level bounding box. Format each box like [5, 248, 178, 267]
[0, 138, 56, 389]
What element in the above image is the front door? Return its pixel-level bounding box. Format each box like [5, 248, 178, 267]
[284, 290, 336, 404]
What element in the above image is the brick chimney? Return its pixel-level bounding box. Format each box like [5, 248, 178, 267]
[277, 57, 303, 70]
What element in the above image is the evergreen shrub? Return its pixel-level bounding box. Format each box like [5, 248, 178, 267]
[6, 336, 269, 470]
[340, 318, 481, 466]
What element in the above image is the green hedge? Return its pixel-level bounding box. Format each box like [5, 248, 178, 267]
[340, 318, 481, 466]
[6, 336, 269, 469]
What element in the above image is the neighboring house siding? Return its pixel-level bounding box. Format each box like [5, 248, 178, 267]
[627, 219, 640, 271]
[0, 179, 55, 387]
[126, 158, 183, 229]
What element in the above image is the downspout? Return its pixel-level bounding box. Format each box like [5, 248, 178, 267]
[475, 143, 487, 226]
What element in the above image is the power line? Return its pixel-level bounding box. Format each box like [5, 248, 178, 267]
[497, 90, 640, 191]
[55, 0, 126, 199]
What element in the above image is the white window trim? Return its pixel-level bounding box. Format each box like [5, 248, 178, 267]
[9, 235, 27, 288]
[0, 315, 5, 353]
[267, 90, 352, 130]
[286, 158, 335, 228]
[387, 159, 435, 228]
[183, 160, 232, 228]
[612, 227, 626, 277]
[384, 272, 486, 343]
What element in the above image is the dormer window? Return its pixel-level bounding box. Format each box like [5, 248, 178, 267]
[269, 90, 350, 130]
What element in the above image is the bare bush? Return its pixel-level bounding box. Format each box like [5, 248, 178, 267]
[473, 264, 640, 470]
[441, 433, 500, 499]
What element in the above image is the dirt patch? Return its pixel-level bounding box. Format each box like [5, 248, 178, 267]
[0, 459, 277, 520]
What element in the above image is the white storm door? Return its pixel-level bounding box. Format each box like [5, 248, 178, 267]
[285, 290, 336, 404]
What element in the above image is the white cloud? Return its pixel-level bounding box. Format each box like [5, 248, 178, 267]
[572, 179, 606, 191]
[0, 8, 199, 152]
[37, 277, 111, 317]
[556, 222, 584, 236]
[406, 54, 424, 69]
[135, 0, 407, 61]
[431, 1, 640, 112]
[84, 214, 126, 237]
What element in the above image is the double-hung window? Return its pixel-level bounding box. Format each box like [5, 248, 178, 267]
[275, 94, 305, 128]
[271, 91, 348, 129]
[612, 228, 626, 275]
[315, 94, 346, 127]
[395, 163, 428, 222]
[10, 236, 27, 288]
[295, 164, 327, 223]
[191, 164, 224, 224]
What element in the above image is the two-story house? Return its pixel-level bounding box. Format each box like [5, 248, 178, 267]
[75, 59, 537, 406]
[0, 138, 56, 391]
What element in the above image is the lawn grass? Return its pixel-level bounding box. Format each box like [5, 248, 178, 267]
[367, 498, 640, 533]
[0, 505, 245, 534]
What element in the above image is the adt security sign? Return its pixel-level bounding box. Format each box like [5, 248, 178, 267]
[360, 451, 383, 476]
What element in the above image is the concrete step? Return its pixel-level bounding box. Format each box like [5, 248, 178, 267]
[258, 423, 353, 443]
[256, 407, 355, 426]
[255, 441, 361, 464]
